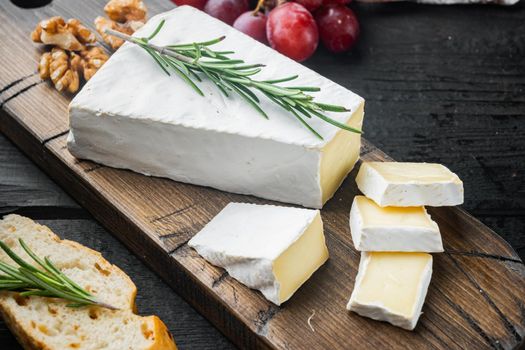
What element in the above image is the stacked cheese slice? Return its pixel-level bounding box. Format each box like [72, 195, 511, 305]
[347, 162, 463, 330]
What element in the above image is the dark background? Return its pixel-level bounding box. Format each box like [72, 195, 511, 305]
[1, 1, 524, 349]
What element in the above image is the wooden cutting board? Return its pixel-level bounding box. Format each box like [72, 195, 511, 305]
[1, 1, 524, 349]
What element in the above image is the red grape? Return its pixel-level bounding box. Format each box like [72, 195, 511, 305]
[315, 5, 359, 53]
[233, 11, 268, 44]
[204, 0, 249, 25]
[171, 0, 208, 10]
[267, 3, 319, 62]
[294, 0, 323, 12]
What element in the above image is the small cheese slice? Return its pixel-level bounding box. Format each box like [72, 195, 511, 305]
[67, 6, 365, 209]
[188, 203, 329, 305]
[349, 196, 443, 252]
[347, 252, 432, 330]
[355, 162, 463, 207]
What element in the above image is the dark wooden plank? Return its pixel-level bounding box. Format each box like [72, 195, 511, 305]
[0, 134, 78, 208]
[0, 0, 524, 349]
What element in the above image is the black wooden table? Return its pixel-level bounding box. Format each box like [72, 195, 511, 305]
[1, 2, 524, 349]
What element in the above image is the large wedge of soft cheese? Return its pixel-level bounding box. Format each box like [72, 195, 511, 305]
[347, 252, 432, 330]
[349, 195, 443, 252]
[67, 6, 364, 209]
[355, 162, 463, 207]
[188, 203, 328, 305]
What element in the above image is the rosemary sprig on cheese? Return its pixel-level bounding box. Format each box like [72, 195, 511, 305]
[0, 239, 117, 310]
[104, 20, 362, 139]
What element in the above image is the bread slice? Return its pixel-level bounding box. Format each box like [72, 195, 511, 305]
[0, 214, 177, 350]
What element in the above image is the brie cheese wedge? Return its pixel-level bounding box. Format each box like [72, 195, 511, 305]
[188, 203, 329, 305]
[349, 196, 443, 252]
[355, 162, 463, 207]
[67, 6, 364, 208]
[347, 252, 432, 330]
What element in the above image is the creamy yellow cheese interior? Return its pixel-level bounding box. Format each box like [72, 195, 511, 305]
[320, 102, 365, 204]
[355, 196, 433, 228]
[354, 252, 431, 317]
[366, 162, 459, 184]
[272, 213, 329, 303]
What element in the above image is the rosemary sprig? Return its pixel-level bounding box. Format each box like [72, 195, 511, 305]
[0, 239, 117, 310]
[105, 20, 362, 140]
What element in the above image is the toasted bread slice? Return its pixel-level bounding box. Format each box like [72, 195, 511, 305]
[0, 214, 177, 350]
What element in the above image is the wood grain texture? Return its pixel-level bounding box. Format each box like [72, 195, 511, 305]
[0, 0, 524, 349]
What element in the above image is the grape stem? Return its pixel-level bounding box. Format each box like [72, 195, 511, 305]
[252, 0, 265, 15]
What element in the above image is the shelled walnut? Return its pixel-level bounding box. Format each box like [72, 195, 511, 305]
[104, 0, 147, 23]
[38, 48, 80, 93]
[31, 16, 96, 51]
[37, 47, 109, 93]
[96, 0, 146, 50]
[80, 47, 110, 80]
[95, 16, 134, 50]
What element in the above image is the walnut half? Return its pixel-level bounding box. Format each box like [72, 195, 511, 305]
[38, 48, 80, 93]
[95, 16, 143, 50]
[104, 0, 147, 23]
[31, 16, 96, 51]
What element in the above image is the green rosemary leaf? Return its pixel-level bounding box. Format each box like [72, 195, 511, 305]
[314, 102, 350, 112]
[170, 62, 205, 96]
[44, 257, 91, 298]
[192, 43, 201, 63]
[261, 91, 291, 111]
[230, 81, 260, 103]
[288, 107, 323, 140]
[227, 82, 268, 119]
[285, 86, 321, 92]
[281, 96, 297, 107]
[164, 56, 190, 76]
[0, 241, 41, 273]
[309, 109, 363, 134]
[231, 64, 265, 70]
[223, 68, 261, 77]
[263, 75, 299, 84]
[19, 290, 55, 297]
[252, 81, 301, 97]
[146, 19, 165, 41]
[200, 66, 229, 97]
[293, 104, 313, 119]
[141, 45, 170, 76]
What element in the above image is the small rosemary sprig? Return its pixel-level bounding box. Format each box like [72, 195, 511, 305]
[0, 239, 117, 310]
[105, 20, 362, 140]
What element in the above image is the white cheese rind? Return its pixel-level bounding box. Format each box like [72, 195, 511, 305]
[188, 203, 328, 305]
[67, 6, 364, 208]
[347, 252, 433, 330]
[355, 162, 464, 207]
[349, 196, 443, 252]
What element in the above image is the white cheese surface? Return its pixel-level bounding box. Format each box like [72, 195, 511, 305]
[67, 6, 364, 208]
[188, 203, 328, 305]
[349, 196, 443, 252]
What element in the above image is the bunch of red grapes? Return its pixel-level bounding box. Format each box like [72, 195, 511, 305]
[172, 0, 359, 62]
